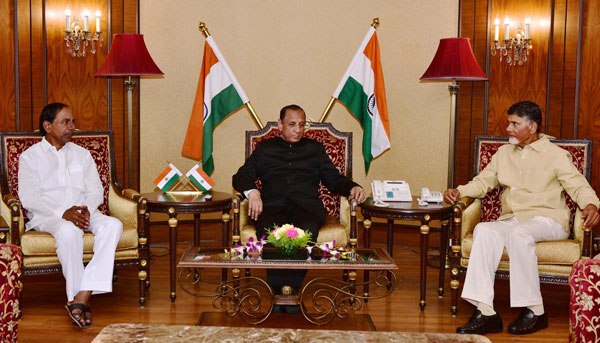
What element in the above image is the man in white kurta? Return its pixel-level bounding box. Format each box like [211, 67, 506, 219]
[18, 103, 122, 328]
[444, 101, 599, 335]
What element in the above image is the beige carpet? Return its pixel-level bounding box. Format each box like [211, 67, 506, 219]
[92, 323, 491, 343]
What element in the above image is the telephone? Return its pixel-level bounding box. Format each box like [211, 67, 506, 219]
[420, 188, 443, 203]
[371, 180, 412, 202]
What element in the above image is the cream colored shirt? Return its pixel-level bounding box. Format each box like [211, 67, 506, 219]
[457, 134, 600, 231]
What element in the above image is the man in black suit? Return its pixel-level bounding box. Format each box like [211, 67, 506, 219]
[232, 104, 366, 301]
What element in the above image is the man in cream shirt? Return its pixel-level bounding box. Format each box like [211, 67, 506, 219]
[18, 103, 122, 328]
[444, 101, 599, 335]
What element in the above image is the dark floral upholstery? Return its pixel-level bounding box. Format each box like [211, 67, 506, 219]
[476, 139, 587, 232]
[3, 135, 111, 216]
[569, 258, 600, 343]
[249, 124, 349, 218]
[0, 244, 22, 343]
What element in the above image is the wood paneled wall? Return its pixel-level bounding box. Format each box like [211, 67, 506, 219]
[0, 0, 140, 190]
[457, 0, 600, 194]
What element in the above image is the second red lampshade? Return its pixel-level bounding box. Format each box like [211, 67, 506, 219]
[95, 34, 163, 76]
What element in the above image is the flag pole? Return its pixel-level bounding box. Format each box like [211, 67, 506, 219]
[198, 22, 264, 129]
[318, 18, 380, 123]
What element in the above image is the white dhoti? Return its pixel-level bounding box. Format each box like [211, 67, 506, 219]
[461, 216, 567, 308]
[38, 212, 123, 302]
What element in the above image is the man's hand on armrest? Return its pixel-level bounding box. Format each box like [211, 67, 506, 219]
[582, 204, 599, 229]
[444, 189, 461, 205]
[247, 190, 263, 221]
[62, 206, 90, 230]
[349, 186, 366, 203]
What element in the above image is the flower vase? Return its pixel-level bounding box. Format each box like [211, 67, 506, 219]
[280, 246, 298, 258]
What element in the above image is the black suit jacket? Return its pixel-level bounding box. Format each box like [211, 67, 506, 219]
[232, 137, 359, 225]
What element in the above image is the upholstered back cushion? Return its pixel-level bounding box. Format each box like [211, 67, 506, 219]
[2, 132, 112, 216]
[246, 122, 352, 218]
[474, 136, 590, 232]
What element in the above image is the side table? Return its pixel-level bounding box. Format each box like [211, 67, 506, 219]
[360, 197, 454, 310]
[140, 191, 232, 302]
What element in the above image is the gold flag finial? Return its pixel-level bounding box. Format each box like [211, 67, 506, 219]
[198, 22, 211, 38]
[371, 17, 380, 29]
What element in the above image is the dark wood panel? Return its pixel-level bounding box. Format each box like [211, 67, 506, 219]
[577, 0, 600, 193]
[486, 0, 552, 136]
[31, 0, 45, 119]
[17, 0, 33, 131]
[109, 0, 126, 187]
[0, 0, 16, 131]
[45, 0, 109, 131]
[559, 0, 580, 139]
[546, 0, 566, 138]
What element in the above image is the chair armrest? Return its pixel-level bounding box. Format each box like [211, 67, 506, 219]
[572, 209, 593, 257]
[232, 193, 243, 245]
[458, 197, 481, 239]
[1, 194, 22, 246]
[108, 184, 137, 229]
[122, 188, 140, 201]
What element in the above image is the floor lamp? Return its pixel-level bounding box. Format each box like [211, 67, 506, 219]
[96, 34, 164, 189]
[420, 38, 488, 189]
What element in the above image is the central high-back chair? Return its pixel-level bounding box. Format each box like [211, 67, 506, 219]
[232, 122, 358, 249]
[0, 130, 149, 306]
[450, 135, 594, 315]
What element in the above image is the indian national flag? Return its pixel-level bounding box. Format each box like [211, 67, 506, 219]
[181, 36, 249, 175]
[153, 164, 182, 192]
[186, 164, 215, 192]
[333, 27, 391, 173]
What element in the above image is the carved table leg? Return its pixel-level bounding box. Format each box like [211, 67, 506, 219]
[194, 213, 201, 246]
[363, 218, 372, 299]
[222, 213, 231, 284]
[168, 207, 178, 302]
[438, 219, 449, 298]
[387, 219, 394, 290]
[419, 215, 431, 311]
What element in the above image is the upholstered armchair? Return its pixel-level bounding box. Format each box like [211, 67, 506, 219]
[0, 131, 149, 306]
[0, 244, 22, 343]
[231, 122, 358, 249]
[450, 136, 594, 315]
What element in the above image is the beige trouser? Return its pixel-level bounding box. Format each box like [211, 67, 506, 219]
[461, 216, 567, 308]
[38, 212, 123, 302]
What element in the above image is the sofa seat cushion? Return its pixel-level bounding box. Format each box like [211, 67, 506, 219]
[23, 248, 139, 268]
[461, 233, 581, 265]
[21, 223, 138, 256]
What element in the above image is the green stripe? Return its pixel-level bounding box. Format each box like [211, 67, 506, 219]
[160, 174, 180, 192]
[337, 77, 374, 173]
[202, 84, 244, 175]
[188, 174, 209, 192]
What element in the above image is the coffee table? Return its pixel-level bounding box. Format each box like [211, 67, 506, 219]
[178, 246, 398, 325]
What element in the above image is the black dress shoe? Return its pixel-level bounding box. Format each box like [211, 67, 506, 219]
[456, 310, 503, 334]
[507, 309, 548, 335]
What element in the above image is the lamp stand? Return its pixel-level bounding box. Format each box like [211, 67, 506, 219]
[447, 80, 459, 189]
[124, 75, 136, 189]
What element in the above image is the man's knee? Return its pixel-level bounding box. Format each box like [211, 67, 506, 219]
[53, 221, 84, 247]
[472, 222, 502, 243]
[101, 217, 123, 238]
[506, 227, 535, 251]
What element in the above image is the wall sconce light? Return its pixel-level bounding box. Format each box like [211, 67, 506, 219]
[64, 8, 103, 57]
[491, 16, 532, 66]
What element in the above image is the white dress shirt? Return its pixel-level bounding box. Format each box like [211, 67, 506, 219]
[18, 137, 104, 231]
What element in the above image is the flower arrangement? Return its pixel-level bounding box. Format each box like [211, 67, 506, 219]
[267, 224, 312, 249]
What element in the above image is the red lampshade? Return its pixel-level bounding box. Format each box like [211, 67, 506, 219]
[420, 38, 487, 81]
[95, 34, 163, 76]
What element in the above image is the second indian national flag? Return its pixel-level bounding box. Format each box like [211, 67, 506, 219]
[186, 164, 215, 192]
[181, 36, 249, 175]
[333, 27, 391, 173]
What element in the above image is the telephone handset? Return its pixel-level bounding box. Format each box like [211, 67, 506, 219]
[371, 180, 413, 205]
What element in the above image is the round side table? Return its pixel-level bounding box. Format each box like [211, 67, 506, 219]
[360, 197, 453, 311]
[140, 191, 232, 302]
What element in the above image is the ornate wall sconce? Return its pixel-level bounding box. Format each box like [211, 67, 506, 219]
[64, 9, 103, 57]
[491, 17, 532, 66]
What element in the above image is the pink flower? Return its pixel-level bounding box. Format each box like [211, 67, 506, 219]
[286, 228, 299, 239]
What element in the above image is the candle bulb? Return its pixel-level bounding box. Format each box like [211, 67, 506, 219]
[95, 10, 101, 32]
[65, 9, 71, 31]
[494, 18, 500, 41]
[83, 10, 90, 31]
[525, 17, 531, 39]
[504, 17, 510, 40]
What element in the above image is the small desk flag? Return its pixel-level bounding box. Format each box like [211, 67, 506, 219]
[186, 164, 215, 192]
[153, 163, 182, 192]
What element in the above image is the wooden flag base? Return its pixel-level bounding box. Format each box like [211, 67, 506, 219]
[165, 175, 204, 194]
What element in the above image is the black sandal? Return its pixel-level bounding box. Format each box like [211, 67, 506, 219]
[65, 303, 86, 328]
[84, 306, 92, 328]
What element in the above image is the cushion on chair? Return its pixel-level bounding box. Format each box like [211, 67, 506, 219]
[20, 223, 139, 256]
[0, 244, 22, 343]
[569, 258, 600, 343]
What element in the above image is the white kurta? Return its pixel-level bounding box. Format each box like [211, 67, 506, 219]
[18, 137, 122, 301]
